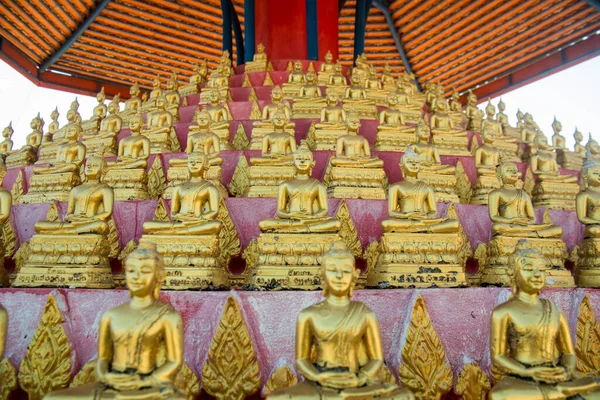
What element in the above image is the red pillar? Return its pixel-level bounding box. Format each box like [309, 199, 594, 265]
[318, 0, 339, 60]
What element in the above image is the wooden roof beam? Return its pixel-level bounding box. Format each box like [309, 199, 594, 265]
[48, 0, 80, 30]
[29, 0, 72, 37]
[39, 0, 112, 73]
[16, 0, 67, 41]
[0, 2, 54, 54]
[0, 21, 43, 62]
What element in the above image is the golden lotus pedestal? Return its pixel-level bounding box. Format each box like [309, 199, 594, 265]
[21, 171, 82, 204]
[557, 150, 584, 170]
[81, 119, 101, 137]
[179, 82, 200, 97]
[342, 102, 378, 120]
[249, 126, 295, 150]
[373, 128, 416, 152]
[418, 171, 459, 203]
[36, 146, 58, 165]
[313, 128, 347, 151]
[245, 61, 268, 73]
[481, 236, 574, 287]
[495, 141, 521, 162]
[103, 168, 151, 201]
[5, 148, 37, 168]
[326, 166, 387, 200]
[470, 175, 501, 205]
[367, 232, 468, 288]
[291, 101, 325, 119]
[532, 181, 579, 210]
[282, 84, 302, 100]
[139, 235, 227, 290]
[164, 165, 228, 199]
[431, 135, 470, 156]
[245, 165, 296, 197]
[576, 238, 600, 287]
[325, 86, 347, 99]
[82, 136, 117, 157]
[13, 234, 113, 288]
[365, 89, 389, 106]
[250, 232, 342, 290]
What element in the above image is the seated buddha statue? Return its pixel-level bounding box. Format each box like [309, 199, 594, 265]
[573, 128, 586, 158]
[371, 150, 468, 288]
[530, 135, 578, 184]
[326, 114, 386, 199]
[119, 82, 142, 127]
[268, 244, 414, 400]
[6, 113, 43, 167]
[374, 93, 417, 151]
[196, 90, 232, 148]
[481, 100, 503, 137]
[83, 94, 122, 157]
[14, 153, 115, 287]
[495, 99, 519, 139]
[179, 60, 208, 96]
[520, 112, 540, 144]
[251, 85, 294, 149]
[39, 99, 82, 165]
[471, 126, 502, 205]
[351, 53, 369, 85]
[429, 97, 469, 155]
[488, 241, 599, 399]
[141, 95, 181, 153]
[363, 67, 388, 106]
[292, 72, 325, 119]
[481, 100, 519, 161]
[218, 50, 233, 78]
[325, 63, 348, 99]
[43, 242, 186, 399]
[553, 117, 583, 170]
[142, 77, 163, 113]
[314, 94, 348, 150]
[381, 62, 396, 90]
[586, 135, 600, 164]
[551, 116, 566, 150]
[575, 160, 600, 286]
[0, 122, 14, 165]
[447, 89, 467, 126]
[103, 112, 151, 200]
[317, 50, 336, 85]
[202, 65, 231, 103]
[392, 86, 423, 123]
[465, 90, 483, 131]
[164, 72, 181, 123]
[343, 74, 378, 120]
[283, 60, 307, 99]
[47, 107, 60, 138]
[245, 42, 269, 73]
[81, 87, 107, 136]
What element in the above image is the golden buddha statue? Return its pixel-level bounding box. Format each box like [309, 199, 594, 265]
[251, 85, 294, 149]
[530, 134, 579, 210]
[369, 150, 468, 288]
[164, 71, 181, 123]
[103, 112, 151, 200]
[465, 90, 483, 131]
[0, 171, 11, 284]
[166, 110, 227, 199]
[283, 60, 307, 99]
[447, 89, 466, 127]
[14, 154, 115, 288]
[574, 128, 586, 158]
[6, 113, 43, 167]
[575, 160, 600, 287]
[479, 161, 573, 286]
[0, 122, 14, 165]
[392, 85, 423, 123]
[406, 119, 458, 202]
[141, 153, 228, 289]
[430, 97, 469, 155]
[495, 99, 519, 139]
[553, 118, 584, 170]
[196, 90, 232, 149]
[47, 106, 60, 136]
[0, 303, 5, 355]
[120, 82, 142, 127]
[374, 93, 417, 152]
[343, 74, 378, 119]
[351, 53, 369, 85]
[470, 125, 502, 205]
[142, 95, 181, 153]
[586, 135, 600, 164]
[364, 67, 389, 106]
[38, 100, 83, 164]
[83, 94, 122, 157]
[481, 100, 520, 162]
[520, 112, 540, 144]
[44, 242, 187, 399]
[21, 122, 86, 204]
[247, 108, 298, 197]
[317, 50, 336, 85]
[81, 87, 107, 136]
[314, 93, 348, 150]
[201, 65, 231, 103]
[268, 243, 414, 400]
[218, 50, 234, 78]
[488, 240, 600, 399]
[245, 42, 269, 73]
[179, 60, 208, 96]
[381, 62, 396, 90]
[326, 114, 386, 199]
[142, 76, 163, 113]
[551, 116, 566, 150]
[326, 62, 348, 99]
[292, 72, 325, 118]
[250, 142, 343, 289]
[481, 100, 503, 137]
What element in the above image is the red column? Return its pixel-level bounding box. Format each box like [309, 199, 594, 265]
[318, 0, 339, 60]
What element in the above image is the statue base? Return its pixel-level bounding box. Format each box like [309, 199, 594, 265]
[245, 165, 296, 198]
[314, 128, 348, 151]
[325, 86, 347, 99]
[13, 234, 113, 288]
[146, 129, 180, 154]
[557, 150, 584, 170]
[103, 168, 150, 201]
[200, 87, 230, 103]
[470, 175, 501, 205]
[532, 181, 579, 210]
[36, 147, 57, 165]
[326, 166, 387, 200]
[396, 108, 423, 124]
[82, 136, 117, 157]
[431, 135, 470, 156]
[249, 126, 295, 150]
[495, 141, 521, 162]
[367, 232, 468, 288]
[292, 101, 325, 119]
[139, 234, 227, 290]
[481, 235, 574, 287]
[576, 238, 600, 287]
[178, 83, 200, 97]
[365, 89, 390, 106]
[5, 148, 37, 168]
[164, 165, 227, 199]
[250, 232, 342, 290]
[373, 129, 416, 152]
[342, 102, 378, 120]
[282, 84, 302, 99]
[21, 171, 82, 204]
[418, 171, 459, 203]
[245, 61, 268, 73]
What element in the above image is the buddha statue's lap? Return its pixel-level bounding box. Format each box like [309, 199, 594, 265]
[574, 161, 600, 287]
[141, 94, 181, 154]
[429, 98, 469, 156]
[5, 113, 43, 167]
[81, 88, 107, 136]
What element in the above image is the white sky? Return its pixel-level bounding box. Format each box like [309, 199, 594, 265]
[0, 56, 598, 148]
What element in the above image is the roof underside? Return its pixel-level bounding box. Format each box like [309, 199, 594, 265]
[0, 0, 599, 99]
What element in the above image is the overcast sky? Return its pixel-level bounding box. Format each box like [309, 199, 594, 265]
[0, 57, 598, 148]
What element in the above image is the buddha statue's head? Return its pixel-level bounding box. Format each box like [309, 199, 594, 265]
[485, 100, 495, 118]
[31, 113, 44, 131]
[195, 109, 212, 129]
[271, 85, 283, 101]
[400, 148, 422, 178]
[350, 74, 360, 85]
[66, 122, 83, 141]
[152, 77, 161, 89]
[156, 95, 167, 110]
[325, 50, 333, 63]
[96, 88, 106, 103]
[85, 153, 107, 181]
[582, 159, 600, 189]
[369, 67, 378, 78]
[294, 60, 303, 72]
[496, 161, 520, 186]
[2, 122, 12, 139]
[586, 134, 599, 155]
[321, 242, 358, 298]
[383, 62, 391, 74]
[209, 90, 220, 104]
[306, 71, 317, 84]
[552, 116, 562, 135]
[516, 109, 524, 121]
[50, 107, 59, 121]
[436, 97, 449, 113]
[574, 128, 583, 143]
[293, 141, 315, 175]
[467, 90, 477, 105]
[508, 240, 547, 294]
[167, 77, 176, 91]
[524, 112, 534, 125]
[327, 93, 338, 105]
[188, 152, 208, 178]
[334, 63, 342, 73]
[481, 125, 496, 144]
[130, 81, 140, 97]
[272, 107, 287, 129]
[125, 242, 166, 300]
[498, 98, 506, 112]
[257, 42, 265, 53]
[108, 94, 120, 115]
[415, 119, 429, 142]
[386, 92, 398, 107]
[130, 112, 144, 134]
[346, 113, 360, 133]
[534, 134, 550, 150]
[70, 97, 79, 111]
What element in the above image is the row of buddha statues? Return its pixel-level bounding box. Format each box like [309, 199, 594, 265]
[2, 237, 600, 399]
[1, 136, 599, 290]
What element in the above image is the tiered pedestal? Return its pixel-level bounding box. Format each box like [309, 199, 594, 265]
[532, 181, 579, 210]
[291, 101, 325, 119]
[314, 128, 348, 150]
[470, 175, 501, 205]
[36, 145, 58, 164]
[325, 86, 347, 99]
[250, 232, 342, 290]
[326, 166, 387, 200]
[21, 171, 81, 204]
[103, 168, 150, 201]
[245, 61, 268, 73]
[139, 234, 226, 290]
[431, 135, 470, 156]
[81, 119, 101, 137]
[13, 234, 113, 288]
[576, 238, 600, 287]
[481, 236, 574, 287]
[495, 141, 521, 162]
[164, 165, 227, 199]
[245, 165, 296, 197]
[282, 84, 302, 99]
[558, 150, 584, 170]
[178, 83, 200, 97]
[418, 171, 459, 203]
[145, 131, 176, 154]
[82, 136, 117, 157]
[373, 128, 416, 152]
[249, 126, 295, 150]
[368, 232, 468, 288]
[5, 148, 37, 168]
[342, 102, 378, 120]
[365, 89, 389, 106]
